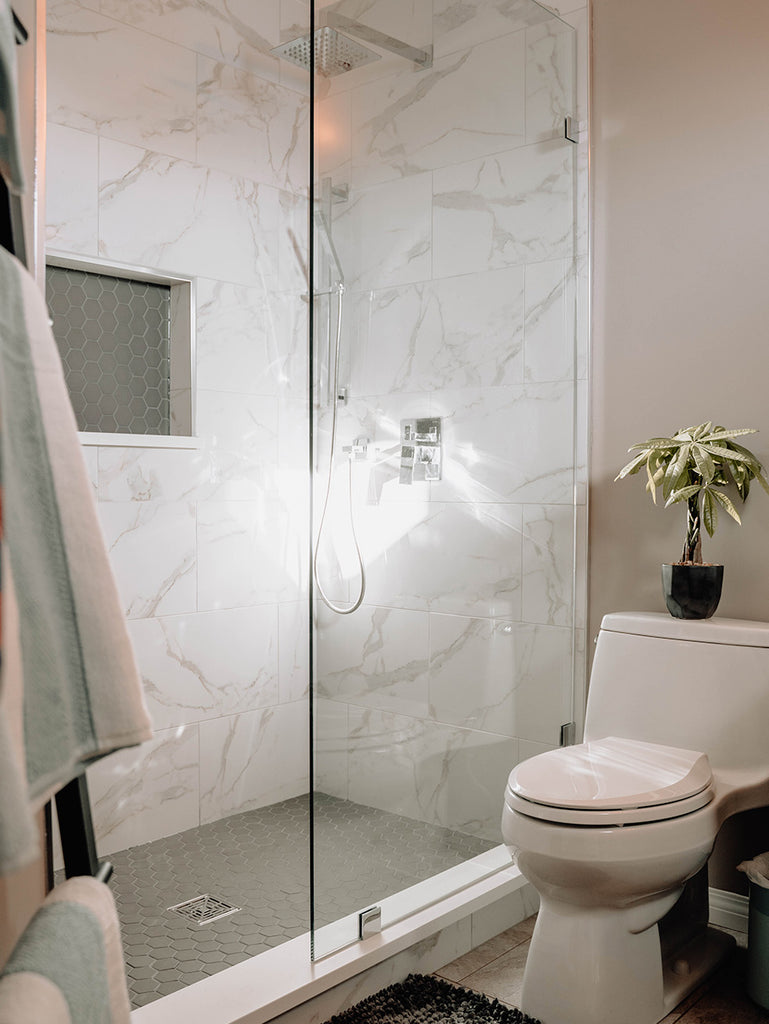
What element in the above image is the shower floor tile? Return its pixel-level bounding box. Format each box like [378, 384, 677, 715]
[98, 794, 495, 1008]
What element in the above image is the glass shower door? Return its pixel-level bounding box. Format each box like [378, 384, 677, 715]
[310, 0, 579, 958]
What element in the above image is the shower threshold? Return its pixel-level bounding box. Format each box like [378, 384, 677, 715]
[131, 844, 525, 1024]
[104, 794, 497, 1009]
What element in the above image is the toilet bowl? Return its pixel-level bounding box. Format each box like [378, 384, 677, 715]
[502, 613, 769, 1024]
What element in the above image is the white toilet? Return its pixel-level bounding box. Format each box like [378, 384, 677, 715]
[502, 612, 769, 1024]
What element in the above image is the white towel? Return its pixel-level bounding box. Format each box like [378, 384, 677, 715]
[0, 1, 24, 194]
[0, 243, 153, 875]
[0, 876, 131, 1023]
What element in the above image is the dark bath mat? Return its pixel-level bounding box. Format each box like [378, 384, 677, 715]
[322, 973, 539, 1024]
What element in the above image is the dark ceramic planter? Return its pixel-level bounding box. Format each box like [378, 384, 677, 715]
[661, 563, 724, 620]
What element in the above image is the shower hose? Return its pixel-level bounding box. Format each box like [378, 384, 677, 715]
[312, 281, 366, 615]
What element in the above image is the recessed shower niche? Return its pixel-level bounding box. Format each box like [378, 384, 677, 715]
[46, 256, 194, 438]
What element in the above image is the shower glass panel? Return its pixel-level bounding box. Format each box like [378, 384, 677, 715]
[310, 0, 578, 957]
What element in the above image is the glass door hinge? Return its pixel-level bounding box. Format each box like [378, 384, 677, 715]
[560, 722, 576, 746]
[564, 116, 579, 143]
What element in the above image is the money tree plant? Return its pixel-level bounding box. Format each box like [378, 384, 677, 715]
[615, 422, 769, 564]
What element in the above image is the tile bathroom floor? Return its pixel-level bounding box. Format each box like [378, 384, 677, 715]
[99, 793, 494, 1008]
[435, 916, 769, 1023]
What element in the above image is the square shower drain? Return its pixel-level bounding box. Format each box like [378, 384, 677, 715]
[168, 894, 241, 926]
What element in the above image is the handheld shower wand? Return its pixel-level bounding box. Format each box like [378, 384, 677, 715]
[312, 206, 366, 616]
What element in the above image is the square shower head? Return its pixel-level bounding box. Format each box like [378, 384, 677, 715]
[271, 26, 381, 77]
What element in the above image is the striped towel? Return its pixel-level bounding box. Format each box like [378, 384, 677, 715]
[0, 876, 131, 1023]
[0, 243, 153, 875]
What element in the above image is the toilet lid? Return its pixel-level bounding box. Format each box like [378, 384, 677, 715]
[510, 737, 712, 811]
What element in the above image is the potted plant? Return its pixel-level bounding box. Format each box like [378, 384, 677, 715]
[615, 422, 769, 619]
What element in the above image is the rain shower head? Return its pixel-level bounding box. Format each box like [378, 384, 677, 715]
[271, 26, 381, 77]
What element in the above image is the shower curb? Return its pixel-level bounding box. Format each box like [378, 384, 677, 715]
[131, 865, 531, 1024]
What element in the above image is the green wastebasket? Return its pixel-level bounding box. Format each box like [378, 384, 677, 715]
[738, 853, 769, 1009]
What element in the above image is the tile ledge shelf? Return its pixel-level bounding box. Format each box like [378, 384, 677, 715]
[78, 431, 201, 450]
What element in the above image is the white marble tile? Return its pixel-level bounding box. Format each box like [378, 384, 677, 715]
[575, 253, 589, 380]
[356, 267, 524, 395]
[277, 188, 310, 293]
[524, 260, 573, 382]
[429, 617, 571, 745]
[351, 33, 525, 188]
[47, 2, 197, 161]
[128, 605, 280, 730]
[347, 707, 516, 840]
[198, 391, 279, 500]
[432, 140, 574, 279]
[316, 604, 430, 718]
[87, 724, 199, 855]
[45, 123, 98, 254]
[430, 384, 574, 504]
[97, 446, 211, 502]
[197, 56, 309, 192]
[315, 90, 351, 182]
[333, 173, 432, 291]
[525, 19, 575, 144]
[433, 0, 552, 59]
[270, 290, 309, 399]
[521, 503, 574, 626]
[361, 500, 523, 619]
[196, 279, 283, 395]
[314, 697, 348, 800]
[80, 445, 98, 496]
[517, 737, 557, 763]
[197, 498, 301, 609]
[98, 501, 196, 618]
[279, 600, 309, 703]
[199, 702, 308, 823]
[98, 0, 283, 80]
[98, 139, 281, 290]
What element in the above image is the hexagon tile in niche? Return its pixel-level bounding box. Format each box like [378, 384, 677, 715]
[46, 264, 171, 435]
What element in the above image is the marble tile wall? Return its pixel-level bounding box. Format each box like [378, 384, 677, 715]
[45, 0, 588, 859]
[313, 0, 588, 843]
[45, 0, 312, 854]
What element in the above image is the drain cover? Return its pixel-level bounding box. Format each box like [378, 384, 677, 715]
[168, 894, 241, 926]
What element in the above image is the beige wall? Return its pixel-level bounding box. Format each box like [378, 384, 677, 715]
[590, 0, 769, 891]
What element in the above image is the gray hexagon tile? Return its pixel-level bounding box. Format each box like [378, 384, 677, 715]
[59, 795, 494, 1008]
[46, 264, 171, 435]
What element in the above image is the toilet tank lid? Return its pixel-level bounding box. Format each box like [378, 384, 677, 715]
[511, 737, 712, 810]
[601, 612, 769, 648]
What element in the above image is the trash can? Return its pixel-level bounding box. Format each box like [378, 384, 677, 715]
[738, 853, 769, 1009]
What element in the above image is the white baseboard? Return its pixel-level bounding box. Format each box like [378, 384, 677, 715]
[709, 887, 749, 933]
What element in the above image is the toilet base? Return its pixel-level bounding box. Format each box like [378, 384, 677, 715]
[520, 895, 735, 1024]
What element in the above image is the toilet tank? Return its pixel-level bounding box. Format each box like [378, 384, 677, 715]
[585, 612, 769, 772]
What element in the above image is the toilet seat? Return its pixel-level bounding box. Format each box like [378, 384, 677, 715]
[506, 736, 714, 826]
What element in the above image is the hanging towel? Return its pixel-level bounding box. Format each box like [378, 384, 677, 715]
[0, 875, 131, 1023]
[0, 1, 24, 194]
[0, 242, 153, 875]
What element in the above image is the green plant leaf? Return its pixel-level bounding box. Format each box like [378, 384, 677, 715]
[665, 483, 702, 507]
[710, 487, 742, 524]
[702, 489, 717, 537]
[701, 428, 758, 443]
[646, 457, 658, 503]
[691, 444, 715, 483]
[700, 443, 755, 465]
[663, 444, 691, 500]
[614, 450, 652, 480]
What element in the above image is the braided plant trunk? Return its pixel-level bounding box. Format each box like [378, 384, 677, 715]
[681, 492, 703, 564]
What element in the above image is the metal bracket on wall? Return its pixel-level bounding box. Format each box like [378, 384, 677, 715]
[560, 721, 576, 746]
[564, 116, 579, 143]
